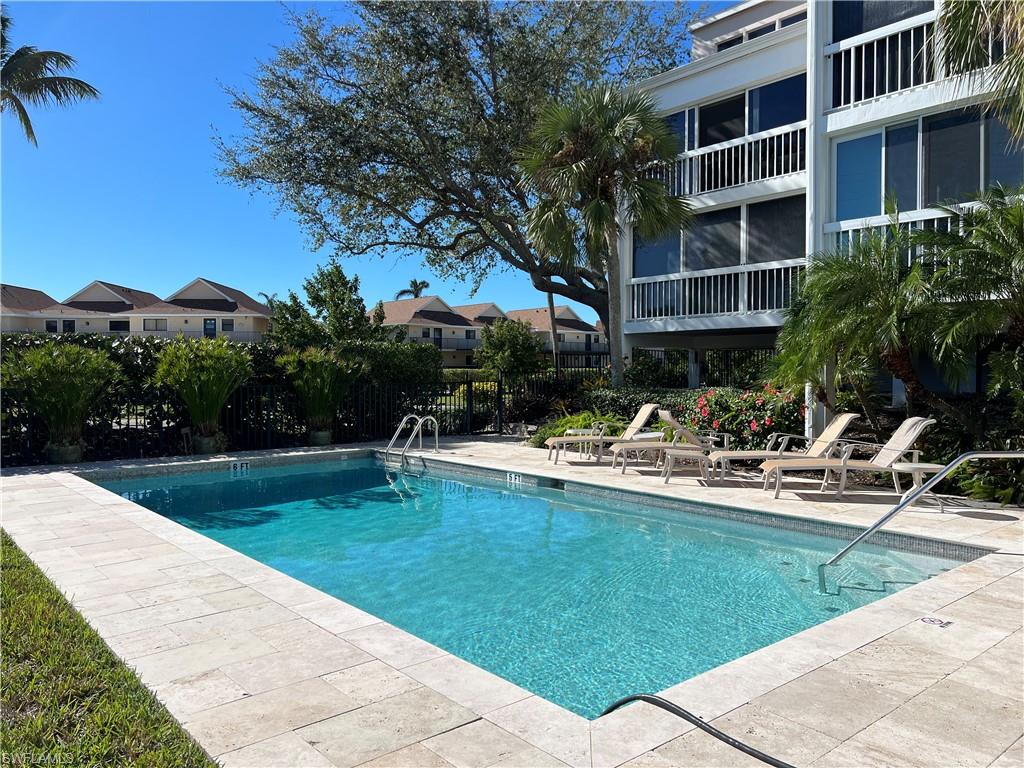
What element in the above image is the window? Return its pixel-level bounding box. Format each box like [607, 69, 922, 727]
[465, 355, 474, 367]
[143, 318, 168, 332]
[665, 111, 687, 150]
[780, 11, 806, 27]
[686, 109, 696, 151]
[699, 94, 745, 146]
[746, 22, 775, 40]
[109, 320, 130, 332]
[833, 1, 933, 43]
[45, 320, 58, 333]
[747, 195, 806, 264]
[924, 109, 980, 205]
[421, 328, 430, 338]
[556, 333, 565, 342]
[836, 133, 882, 219]
[62, 320, 75, 333]
[465, 329, 476, 340]
[748, 74, 806, 133]
[716, 36, 742, 52]
[885, 123, 918, 211]
[684, 207, 741, 271]
[221, 319, 234, 332]
[632, 229, 680, 278]
[986, 115, 1024, 188]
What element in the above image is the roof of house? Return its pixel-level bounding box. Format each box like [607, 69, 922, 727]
[505, 307, 598, 334]
[64, 281, 163, 312]
[0, 284, 59, 313]
[376, 296, 475, 328]
[196, 278, 271, 314]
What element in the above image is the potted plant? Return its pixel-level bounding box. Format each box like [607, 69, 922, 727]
[277, 347, 360, 445]
[154, 337, 252, 453]
[1, 342, 120, 464]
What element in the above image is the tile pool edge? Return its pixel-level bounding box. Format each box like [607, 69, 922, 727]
[3, 453, 1020, 767]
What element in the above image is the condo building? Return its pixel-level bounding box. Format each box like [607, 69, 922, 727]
[623, 0, 1019, 390]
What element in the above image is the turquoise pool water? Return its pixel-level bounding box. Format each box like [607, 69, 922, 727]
[101, 459, 957, 718]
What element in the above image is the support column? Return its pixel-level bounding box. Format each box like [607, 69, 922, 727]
[687, 349, 700, 389]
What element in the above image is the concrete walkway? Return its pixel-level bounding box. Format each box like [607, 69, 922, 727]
[2, 441, 1021, 767]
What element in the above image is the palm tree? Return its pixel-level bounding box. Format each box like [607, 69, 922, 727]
[521, 86, 690, 387]
[938, 0, 1024, 139]
[546, 291, 560, 373]
[783, 215, 984, 438]
[394, 278, 430, 300]
[1, 7, 99, 146]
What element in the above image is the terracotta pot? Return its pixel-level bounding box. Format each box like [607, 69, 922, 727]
[309, 430, 332, 446]
[194, 434, 219, 454]
[47, 444, 82, 464]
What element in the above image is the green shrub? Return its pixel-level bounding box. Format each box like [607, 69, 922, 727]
[154, 338, 252, 437]
[1, 342, 120, 448]
[477, 318, 544, 377]
[277, 348, 361, 430]
[528, 410, 625, 448]
[335, 339, 442, 386]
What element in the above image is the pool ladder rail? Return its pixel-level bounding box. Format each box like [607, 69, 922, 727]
[384, 413, 440, 470]
[817, 450, 1024, 593]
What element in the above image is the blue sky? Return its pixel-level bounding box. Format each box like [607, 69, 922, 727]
[1, 2, 714, 320]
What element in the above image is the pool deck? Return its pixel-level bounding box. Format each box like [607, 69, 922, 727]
[2, 439, 1021, 768]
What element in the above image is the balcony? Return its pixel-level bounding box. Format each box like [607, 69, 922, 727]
[23, 329, 267, 343]
[825, 11, 1003, 111]
[629, 260, 804, 323]
[408, 336, 481, 351]
[651, 123, 806, 197]
[544, 340, 609, 354]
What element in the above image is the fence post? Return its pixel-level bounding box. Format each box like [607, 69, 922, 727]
[496, 374, 504, 434]
[465, 376, 474, 435]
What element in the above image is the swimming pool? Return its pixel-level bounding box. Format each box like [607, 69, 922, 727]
[101, 458, 958, 719]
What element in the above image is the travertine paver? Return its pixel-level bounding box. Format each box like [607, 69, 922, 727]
[2, 442, 1022, 767]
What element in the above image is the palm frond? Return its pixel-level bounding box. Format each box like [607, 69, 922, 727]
[1, 89, 34, 145]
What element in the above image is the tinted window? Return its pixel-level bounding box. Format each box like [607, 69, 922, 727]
[687, 110, 696, 151]
[833, 1, 934, 43]
[699, 94, 745, 147]
[62, 320, 75, 333]
[986, 115, 1024, 189]
[748, 74, 806, 133]
[747, 195, 806, 264]
[716, 36, 742, 52]
[885, 122, 918, 212]
[45, 320, 57, 333]
[836, 133, 882, 219]
[108, 320, 130, 332]
[684, 207, 741, 271]
[221, 319, 234, 331]
[746, 23, 775, 40]
[665, 111, 687, 150]
[633, 229, 681, 278]
[780, 11, 806, 27]
[924, 110, 980, 205]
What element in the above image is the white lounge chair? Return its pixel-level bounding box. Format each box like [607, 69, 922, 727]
[759, 417, 937, 498]
[609, 409, 723, 473]
[708, 412, 860, 479]
[545, 403, 661, 464]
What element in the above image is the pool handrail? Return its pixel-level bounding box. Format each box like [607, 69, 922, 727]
[399, 415, 439, 468]
[601, 694, 795, 768]
[384, 414, 420, 466]
[817, 450, 1024, 592]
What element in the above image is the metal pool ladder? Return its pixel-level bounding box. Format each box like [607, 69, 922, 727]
[384, 414, 439, 469]
[817, 450, 1024, 593]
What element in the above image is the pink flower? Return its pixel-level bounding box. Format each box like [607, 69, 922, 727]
[765, 417, 772, 426]
[697, 396, 706, 408]
[750, 420, 759, 432]
[701, 407, 709, 418]
[712, 419, 720, 430]
[707, 389, 716, 398]
[690, 416, 699, 426]
[755, 398, 764, 406]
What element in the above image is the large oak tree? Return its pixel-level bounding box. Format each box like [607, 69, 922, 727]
[218, 1, 698, 333]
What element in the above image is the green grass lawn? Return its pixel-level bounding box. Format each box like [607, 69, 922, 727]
[0, 530, 216, 767]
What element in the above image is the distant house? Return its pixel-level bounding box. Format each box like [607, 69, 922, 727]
[376, 296, 496, 367]
[0, 278, 271, 342]
[505, 306, 607, 355]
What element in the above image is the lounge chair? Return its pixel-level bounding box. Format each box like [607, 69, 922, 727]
[759, 417, 936, 499]
[609, 409, 721, 473]
[545, 403, 661, 464]
[708, 412, 860, 479]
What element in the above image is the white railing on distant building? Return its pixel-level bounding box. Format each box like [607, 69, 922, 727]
[629, 260, 805, 321]
[16, 329, 266, 343]
[650, 123, 806, 196]
[824, 208, 955, 259]
[825, 11, 1005, 111]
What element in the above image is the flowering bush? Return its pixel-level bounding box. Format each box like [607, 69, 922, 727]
[585, 384, 804, 451]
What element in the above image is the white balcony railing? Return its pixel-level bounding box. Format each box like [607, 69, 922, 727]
[629, 260, 805, 321]
[825, 11, 1005, 111]
[650, 123, 807, 197]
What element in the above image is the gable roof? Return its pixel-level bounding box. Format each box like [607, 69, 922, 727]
[376, 296, 475, 328]
[0, 284, 59, 313]
[65, 281, 162, 312]
[505, 307, 598, 334]
[165, 278, 271, 316]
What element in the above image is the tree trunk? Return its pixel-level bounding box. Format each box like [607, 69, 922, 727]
[546, 292, 560, 375]
[847, 373, 883, 442]
[604, 223, 625, 387]
[880, 345, 984, 439]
